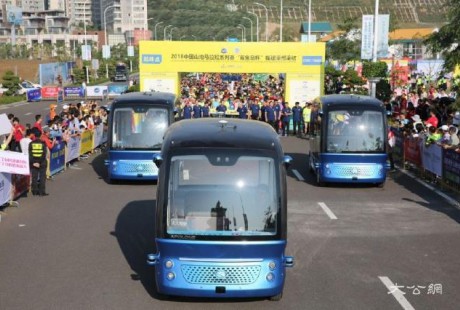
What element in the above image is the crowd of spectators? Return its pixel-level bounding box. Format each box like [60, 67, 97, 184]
[2, 100, 109, 164]
[385, 84, 460, 153]
[176, 73, 320, 136]
[0, 100, 109, 199]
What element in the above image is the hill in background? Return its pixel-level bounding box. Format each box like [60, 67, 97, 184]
[147, 0, 448, 41]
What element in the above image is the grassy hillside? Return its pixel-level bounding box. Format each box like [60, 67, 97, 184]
[147, 0, 448, 39]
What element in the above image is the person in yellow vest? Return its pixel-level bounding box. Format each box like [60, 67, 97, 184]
[28, 129, 48, 196]
[302, 102, 312, 137]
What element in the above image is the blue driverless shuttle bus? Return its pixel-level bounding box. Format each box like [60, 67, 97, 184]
[105, 92, 175, 182]
[309, 94, 389, 186]
[148, 118, 294, 301]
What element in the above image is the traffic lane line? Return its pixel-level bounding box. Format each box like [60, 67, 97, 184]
[291, 169, 305, 181]
[318, 202, 338, 220]
[399, 168, 460, 210]
[379, 276, 415, 310]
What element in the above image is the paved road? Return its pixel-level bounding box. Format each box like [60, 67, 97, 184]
[0, 104, 459, 309]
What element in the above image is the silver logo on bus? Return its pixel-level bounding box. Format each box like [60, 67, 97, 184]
[215, 269, 227, 279]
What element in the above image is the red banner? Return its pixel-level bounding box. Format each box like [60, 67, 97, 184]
[11, 174, 30, 200]
[41, 86, 61, 99]
[404, 137, 422, 166]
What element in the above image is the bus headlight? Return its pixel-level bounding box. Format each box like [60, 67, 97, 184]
[325, 164, 331, 175]
[166, 272, 175, 281]
[112, 161, 117, 171]
[268, 261, 276, 271]
[266, 272, 275, 282]
[164, 260, 174, 269]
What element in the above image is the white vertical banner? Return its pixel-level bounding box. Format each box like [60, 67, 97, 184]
[361, 15, 374, 60]
[81, 45, 92, 61]
[102, 45, 111, 59]
[127, 46, 134, 57]
[377, 14, 390, 58]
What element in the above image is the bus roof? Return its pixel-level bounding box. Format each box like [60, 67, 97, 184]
[111, 91, 176, 107]
[163, 119, 283, 153]
[319, 94, 383, 108]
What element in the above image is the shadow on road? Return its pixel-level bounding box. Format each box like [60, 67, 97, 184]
[113, 199, 160, 299]
[114, 199, 271, 303]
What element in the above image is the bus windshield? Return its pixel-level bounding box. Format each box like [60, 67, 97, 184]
[326, 108, 385, 153]
[166, 154, 278, 238]
[111, 106, 168, 149]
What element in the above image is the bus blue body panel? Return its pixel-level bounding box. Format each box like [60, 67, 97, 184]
[106, 150, 160, 180]
[151, 239, 288, 298]
[313, 153, 388, 184]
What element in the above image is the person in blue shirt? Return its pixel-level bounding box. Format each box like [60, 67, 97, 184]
[237, 100, 249, 119]
[202, 102, 210, 117]
[292, 101, 302, 136]
[274, 99, 283, 134]
[281, 102, 292, 136]
[260, 100, 267, 122]
[249, 99, 260, 120]
[216, 101, 227, 117]
[182, 101, 193, 120]
[192, 102, 202, 118]
[265, 101, 276, 131]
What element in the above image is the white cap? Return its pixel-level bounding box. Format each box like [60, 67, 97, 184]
[63, 104, 69, 109]
[441, 125, 449, 131]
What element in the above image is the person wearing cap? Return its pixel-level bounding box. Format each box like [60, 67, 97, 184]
[28, 129, 49, 196]
[439, 125, 451, 144]
[41, 127, 57, 150]
[46, 104, 57, 123]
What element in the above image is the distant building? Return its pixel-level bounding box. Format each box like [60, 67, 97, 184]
[299, 21, 333, 42]
[388, 28, 436, 60]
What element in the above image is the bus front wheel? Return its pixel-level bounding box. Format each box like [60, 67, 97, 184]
[269, 292, 283, 301]
[316, 170, 325, 187]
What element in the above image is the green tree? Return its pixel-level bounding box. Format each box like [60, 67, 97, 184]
[2, 71, 20, 96]
[424, 0, 460, 71]
[326, 38, 361, 66]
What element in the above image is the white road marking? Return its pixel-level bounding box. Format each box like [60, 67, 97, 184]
[318, 202, 337, 220]
[292, 169, 305, 181]
[288, 209, 310, 215]
[379, 276, 415, 310]
[399, 168, 460, 209]
[68, 165, 82, 170]
[24, 112, 32, 115]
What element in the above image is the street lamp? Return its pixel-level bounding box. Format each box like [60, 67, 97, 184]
[305, 0, 312, 42]
[154, 21, 163, 40]
[254, 2, 268, 42]
[144, 17, 153, 40]
[280, 0, 283, 42]
[169, 27, 178, 41]
[103, 5, 116, 46]
[82, 0, 89, 84]
[243, 17, 253, 42]
[237, 25, 245, 42]
[164, 24, 173, 40]
[371, 0, 380, 98]
[247, 11, 259, 42]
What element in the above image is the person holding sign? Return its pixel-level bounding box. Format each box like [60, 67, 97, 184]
[28, 129, 48, 196]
